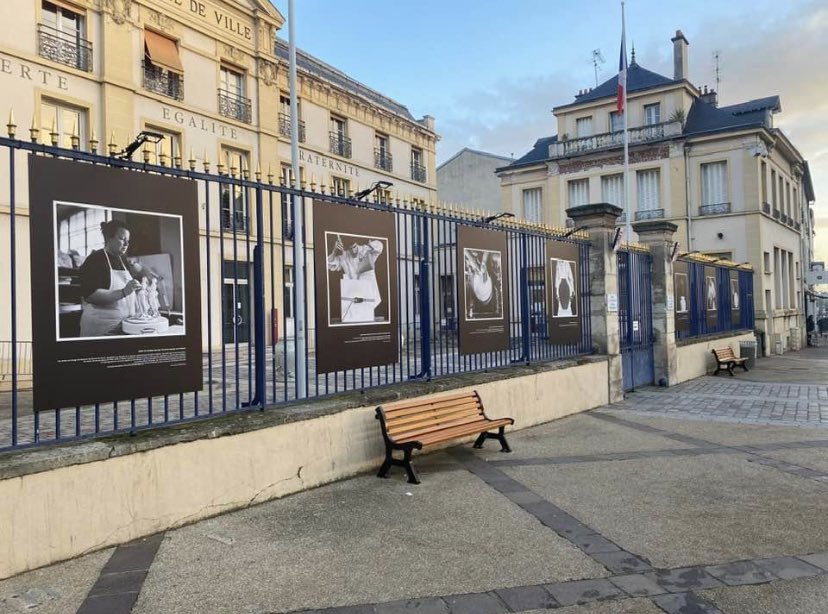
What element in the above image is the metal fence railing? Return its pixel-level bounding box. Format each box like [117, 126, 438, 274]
[674, 257, 755, 340]
[0, 135, 592, 452]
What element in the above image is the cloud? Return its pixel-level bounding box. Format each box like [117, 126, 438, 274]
[434, 0, 828, 260]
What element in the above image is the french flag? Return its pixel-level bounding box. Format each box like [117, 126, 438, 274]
[617, 22, 627, 113]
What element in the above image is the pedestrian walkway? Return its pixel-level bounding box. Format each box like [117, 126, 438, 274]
[3, 348, 828, 613]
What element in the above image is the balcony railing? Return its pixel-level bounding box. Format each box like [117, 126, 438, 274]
[699, 202, 731, 216]
[38, 23, 92, 72]
[329, 132, 352, 158]
[374, 148, 393, 172]
[218, 89, 252, 124]
[761, 202, 771, 214]
[634, 208, 664, 221]
[143, 61, 183, 101]
[772, 208, 780, 219]
[549, 120, 683, 158]
[411, 162, 427, 183]
[278, 113, 306, 142]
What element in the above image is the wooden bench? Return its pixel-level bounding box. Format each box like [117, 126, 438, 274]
[712, 347, 749, 376]
[375, 390, 514, 484]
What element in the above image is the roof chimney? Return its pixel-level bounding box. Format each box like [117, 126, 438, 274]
[671, 30, 689, 80]
[699, 86, 718, 107]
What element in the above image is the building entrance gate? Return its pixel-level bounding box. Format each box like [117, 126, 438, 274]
[618, 249, 655, 391]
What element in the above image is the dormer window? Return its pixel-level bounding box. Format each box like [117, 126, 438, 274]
[576, 116, 593, 137]
[644, 103, 661, 125]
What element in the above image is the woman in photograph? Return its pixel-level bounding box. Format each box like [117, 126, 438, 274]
[327, 235, 384, 323]
[78, 219, 151, 336]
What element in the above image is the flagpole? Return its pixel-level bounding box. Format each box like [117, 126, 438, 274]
[288, 0, 307, 398]
[621, 0, 631, 246]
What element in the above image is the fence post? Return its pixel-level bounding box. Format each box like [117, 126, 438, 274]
[632, 220, 678, 386]
[566, 203, 624, 403]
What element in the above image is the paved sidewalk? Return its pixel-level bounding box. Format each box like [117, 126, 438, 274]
[3, 348, 828, 613]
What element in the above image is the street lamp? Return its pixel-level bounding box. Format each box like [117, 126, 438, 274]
[117, 130, 166, 160]
[481, 212, 515, 223]
[354, 180, 393, 201]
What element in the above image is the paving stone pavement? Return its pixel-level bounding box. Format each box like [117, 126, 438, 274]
[3, 348, 828, 613]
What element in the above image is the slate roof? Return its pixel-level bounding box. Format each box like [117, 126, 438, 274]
[274, 39, 417, 123]
[497, 136, 557, 171]
[555, 61, 678, 110]
[684, 96, 780, 136]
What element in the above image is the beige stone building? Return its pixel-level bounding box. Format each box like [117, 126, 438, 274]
[497, 31, 816, 355]
[0, 0, 438, 351]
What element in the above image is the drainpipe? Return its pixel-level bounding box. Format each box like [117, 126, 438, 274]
[683, 143, 693, 249]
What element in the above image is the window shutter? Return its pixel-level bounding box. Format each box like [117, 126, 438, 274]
[523, 188, 542, 222]
[568, 179, 589, 207]
[701, 162, 727, 206]
[601, 174, 624, 207]
[636, 169, 660, 211]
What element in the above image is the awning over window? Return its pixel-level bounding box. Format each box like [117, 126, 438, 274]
[144, 30, 183, 74]
[48, 0, 87, 15]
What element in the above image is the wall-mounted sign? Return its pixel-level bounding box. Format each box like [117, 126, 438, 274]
[546, 240, 582, 345]
[299, 149, 361, 178]
[730, 269, 741, 326]
[161, 107, 239, 140]
[457, 225, 509, 354]
[312, 201, 398, 372]
[158, 0, 254, 40]
[667, 296, 674, 311]
[705, 266, 718, 328]
[0, 53, 69, 90]
[673, 260, 690, 333]
[29, 156, 202, 411]
[607, 293, 618, 312]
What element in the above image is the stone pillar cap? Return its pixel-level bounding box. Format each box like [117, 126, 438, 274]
[566, 203, 624, 220]
[632, 220, 679, 235]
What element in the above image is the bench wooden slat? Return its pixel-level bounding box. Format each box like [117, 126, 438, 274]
[391, 413, 488, 441]
[383, 396, 482, 418]
[385, 401, 482, 430]
[382, 390, 476, 413]
[400, 419, 514, 446]
[375, 390, 514, 484]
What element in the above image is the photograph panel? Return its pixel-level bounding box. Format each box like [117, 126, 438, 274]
[550, 257, 578, 318]
[462, 247, 504, 321]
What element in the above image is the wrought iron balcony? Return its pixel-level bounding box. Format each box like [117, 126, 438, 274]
[329, 132, 352, 158]
[143, 61, 183, 101]
[374, 148, 393, 172]
[795, 221, 802, 231]
[699, 202, 731, 216]
[634, 208, 664, 221]
[548, 120, 683, 158]
[278, 113, 306, 142]
[761, 202, 771, 214]
[772, 208, 780, 219]
[411, 162, 427, 183]
[38, 23, 92, 72]
[218, 89, 252, 124]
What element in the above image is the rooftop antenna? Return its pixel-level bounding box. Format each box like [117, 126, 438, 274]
[713, 50, 722, 98]
[592, 49, 605, 87]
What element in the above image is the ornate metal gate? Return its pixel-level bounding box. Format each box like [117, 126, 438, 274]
[618, 249, 654, 391]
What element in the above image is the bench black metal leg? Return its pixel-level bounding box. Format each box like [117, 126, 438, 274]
[713, 364, 722, 376]
[472, 429, 512, 453]
[402, 448, 420, 485]
[377, 445, 420, 484]
[740, 362, 749, 372]
[377, 456, 392, 479]
[728, 362, 735, 376]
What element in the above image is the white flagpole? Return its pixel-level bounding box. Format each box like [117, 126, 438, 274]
[621, 1, 631, 246]
[288, 0, 307, 397]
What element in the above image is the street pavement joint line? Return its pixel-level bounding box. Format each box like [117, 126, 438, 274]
[75, 532, 165, 614]
[591, 410, 828, 485]
[283, 551, 828, 614]
[447, 448, 653, 575]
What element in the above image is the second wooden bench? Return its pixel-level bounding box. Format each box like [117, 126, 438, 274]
[712, 346, 749, 376]
[375, 390, 514, 484]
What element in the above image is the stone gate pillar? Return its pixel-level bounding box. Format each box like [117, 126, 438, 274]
[632, 220, 679, 386]
[566, 203, 624, 403]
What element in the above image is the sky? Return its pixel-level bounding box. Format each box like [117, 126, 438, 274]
[268, 0, 828, 264]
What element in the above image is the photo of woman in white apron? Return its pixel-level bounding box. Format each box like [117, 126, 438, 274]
[78, 220, 143, 337]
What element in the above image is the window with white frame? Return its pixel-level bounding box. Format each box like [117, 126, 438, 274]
[568, 179, 589, 207]
[609, 111, 623, 133]
[522, 188, 542, 223]
[284, 266, 294, 319]
[40, 99, 86, 149]
[576, 117, 593, 138]
[40, 1, 90, 71]
[643, 103, 661, 125]
[144, 125, 181, 166]
[701, 161, 728, 206]
[332, 176, 350, 197]
[219, 65, 250, 123]
[636, 169, 661, 211]
[601, 174, 624, 208]
[220, 147, 249, 231]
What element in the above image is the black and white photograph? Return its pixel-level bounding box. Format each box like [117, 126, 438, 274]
[706, 275, 718, 311]
[29, 155, 202, 411]
[550, 257, 578, 318]
[325, 231, 391, 327]
[462, 247, 504, 321]
[54, 202, 186, 341]
[674, 272, 689, 314]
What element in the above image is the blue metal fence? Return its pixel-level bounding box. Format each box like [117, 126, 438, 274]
[675, 258, 755, 340]
[0, 137, 592, 452]
[618, 248, 655, 391]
